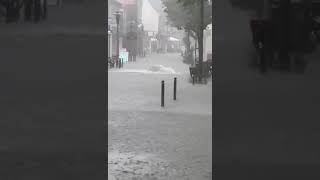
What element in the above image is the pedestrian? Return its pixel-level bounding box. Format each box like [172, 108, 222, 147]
[143, 47, 146, 57]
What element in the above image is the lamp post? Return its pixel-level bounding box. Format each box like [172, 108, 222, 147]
[199, 0, 204, 82]
[108, 18, 112, 59]
[138, 23, 144, 57]
[114, 11, 122, 65]
[141, 24, 144, 57]
[128, 21, 137, 61]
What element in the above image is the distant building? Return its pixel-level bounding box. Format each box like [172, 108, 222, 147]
[156, 12, 184, 53]
[142, 0, 159, 32]
[188, 23, 212, 64]
[121, 0, 143, 59]
[142, 0, 159, 54]
[157, 14, 168, 53]
[108, 0, 124, 58]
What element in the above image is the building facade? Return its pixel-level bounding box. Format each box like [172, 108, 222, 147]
[156, 13, 185, 53]
[141, 0, 159, 55]
[203, 24, 212, 61]
[122, 0, 143, 60]
[108, 0, 124, 58]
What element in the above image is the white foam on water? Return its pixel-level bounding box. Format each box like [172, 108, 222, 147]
[148, 65, 177, 74]
[109, 65, 180, 75]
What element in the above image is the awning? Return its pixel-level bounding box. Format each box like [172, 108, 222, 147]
[168, 37, 179, 41]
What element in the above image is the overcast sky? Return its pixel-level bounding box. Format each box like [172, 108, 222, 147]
[148, 0, 163, 13]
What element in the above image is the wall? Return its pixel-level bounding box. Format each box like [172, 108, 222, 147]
[108, 0, 124, 56]
[203, 24, 212, 61]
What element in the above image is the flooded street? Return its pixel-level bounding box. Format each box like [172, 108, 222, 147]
[108, 53, 212, 179]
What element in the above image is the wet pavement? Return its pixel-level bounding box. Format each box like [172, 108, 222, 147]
[108, 53, 212, 179]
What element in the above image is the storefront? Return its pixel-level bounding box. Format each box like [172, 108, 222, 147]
[167, 37, 181, 53]
[150, 38, 158, 53]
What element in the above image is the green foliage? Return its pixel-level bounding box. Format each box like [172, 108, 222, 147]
[177, 0, 199, 6]
[163, 0, 212, 69]
[162, 0, 190, 30]
[162, 0, 212, 36]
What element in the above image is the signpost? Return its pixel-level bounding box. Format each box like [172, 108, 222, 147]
[119, 49, 129, 63]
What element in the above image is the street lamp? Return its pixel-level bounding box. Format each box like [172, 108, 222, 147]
[141, 24, 144, 56]
[128, 21, 137, 61]
[113, 10, 123, 65]
[199, 0, 204, 82]
[138, 23, 144, 57]
[107, 18, 113, 59]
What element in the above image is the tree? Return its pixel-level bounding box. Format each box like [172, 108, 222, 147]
[163, 0, 211, 37]
[170, 0, 212, 81]
[162, 0, 212, 70]
[162, 0, 194, 64]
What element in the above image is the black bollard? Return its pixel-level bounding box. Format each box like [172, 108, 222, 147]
[173, 77, 177, 100]
[161, 81, 164, 107]
[121, 59, 124, 68]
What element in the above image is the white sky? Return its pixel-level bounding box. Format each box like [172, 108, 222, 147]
[142, 0, 160, 32]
